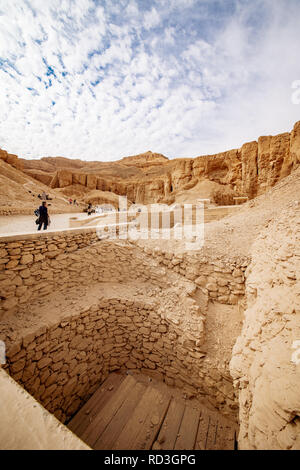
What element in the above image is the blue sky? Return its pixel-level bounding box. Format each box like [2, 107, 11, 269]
[0, 0, 300, 161]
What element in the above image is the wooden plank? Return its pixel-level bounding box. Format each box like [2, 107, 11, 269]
[94, 381, 147, 450]
[213, 422, 233, 450]
[153, 399, 185, 450]
[80, 374, 137, 448]
[215, 422, 236, 450]
[68, 373, 124, 436]
[205, 416, 218, 450]
[113, 385, 171, 450]
[174, 406, 201, 450]
[194, 410, 210, 450]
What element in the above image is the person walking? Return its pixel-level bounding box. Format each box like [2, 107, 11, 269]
[37, 201, 50, 231]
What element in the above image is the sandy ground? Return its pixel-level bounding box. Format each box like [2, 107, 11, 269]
[136, 167, 300, 261]
[0, 212, 91, 235]
[1, 166, 299, 256]
[0, 211, 135, 236]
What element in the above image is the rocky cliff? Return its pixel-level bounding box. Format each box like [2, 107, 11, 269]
[0, 155, 84, 216]
[2, 121, 300, 206]
[0, 149, 23, 171]
[230, 202, 300, 449]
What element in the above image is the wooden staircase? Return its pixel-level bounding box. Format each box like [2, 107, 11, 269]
[68, 372, 238, 450]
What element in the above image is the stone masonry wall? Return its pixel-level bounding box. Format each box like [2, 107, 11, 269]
[0, 229, 248, 319]
[140, 245, 248, 306]
[0, 228, 249, 423]
[0, 229, 102, 317]
[3, 294, 236, 424]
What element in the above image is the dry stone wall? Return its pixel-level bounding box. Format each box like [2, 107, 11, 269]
[0, 228, 250, 424]
[0, 207, 37, 216]
[0, 229, 101, 317]
[0, 229, 248, 318]
[3, 293, 236, 424]
[140, 245, 248, 306]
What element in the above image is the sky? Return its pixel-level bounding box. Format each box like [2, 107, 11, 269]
[0, 0, 300, 161]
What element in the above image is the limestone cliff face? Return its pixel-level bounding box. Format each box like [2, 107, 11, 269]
[0, 149, 23, 171]
[257, 133, 291, 194]
[230, 205, 300, 450]
[6, 120, 300, 205]
[23, 169, 53, 186]
[241, 142, 258, 199]
[120, 151, 168, 167]
[290, 120, 300, 166]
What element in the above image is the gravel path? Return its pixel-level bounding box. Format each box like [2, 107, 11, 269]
[0, 212, 89, 235]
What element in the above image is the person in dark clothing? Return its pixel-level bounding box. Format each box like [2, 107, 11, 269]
[38, 202, 49, 231]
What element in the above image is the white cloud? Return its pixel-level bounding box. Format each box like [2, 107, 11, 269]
[0, 0, 299, 162]
[164, 27, 176, 45]
[143, 7, 161, 30]
[126, 0, 139, 18]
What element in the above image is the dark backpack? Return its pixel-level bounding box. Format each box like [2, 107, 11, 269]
[34, 208, 40, 224]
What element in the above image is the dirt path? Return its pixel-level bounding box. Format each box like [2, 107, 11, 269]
[0, 212, 90, 235]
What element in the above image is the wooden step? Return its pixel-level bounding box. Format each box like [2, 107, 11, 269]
[71, 374, 137, 448]
[194, 409, 210, 450]
[213, 420, 237, 450]
[113, 384, 171, 450]
[68, 373, 124, 436]
[68, 372, 238, 450]
[195, 409, 237, 450]
[154, 399, 185, 450]
[94, 380, 147, 450]
[174, 405, 201, 450]
[205, 414, 218, 450]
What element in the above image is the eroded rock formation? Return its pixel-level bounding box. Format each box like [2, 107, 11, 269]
[13, 120, 300, 205]
[0, 149, 23, 171]
[230, 204, 300, 450]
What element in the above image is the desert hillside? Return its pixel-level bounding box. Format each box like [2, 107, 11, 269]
[0, 157, 81, 216]
[0, 121, 298, 214]
[0, 149, 123, 215]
